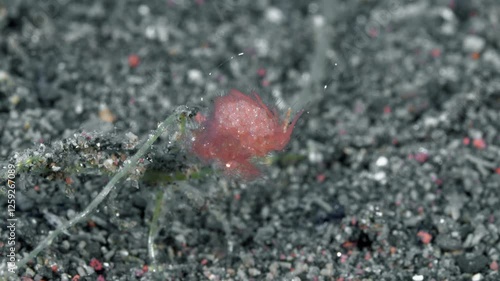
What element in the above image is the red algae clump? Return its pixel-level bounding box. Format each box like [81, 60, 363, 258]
[191, 89, 302, 179]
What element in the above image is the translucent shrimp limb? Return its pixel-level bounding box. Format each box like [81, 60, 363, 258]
[13, 106, 189, 274]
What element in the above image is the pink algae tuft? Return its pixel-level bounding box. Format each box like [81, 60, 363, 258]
[191, 89, 302, 179]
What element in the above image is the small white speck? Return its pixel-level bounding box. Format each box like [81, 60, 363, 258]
[463, 35, 486, 53]
[308, 151, 323, 164]
[412, 275, 424, 281]
[0, 71, 9, 81]
[145, 25, 156, 39]
[441, 8, 455, 21]
[376, 156, 388, 167]
[103, 159, 114, 170]
[313, 15, 325, 28]
[424, 116, 439, 127]
[373, 171, 386, 182]
[75, 103, 83, 114]
[472, 273, 483, 281]
[265, 7, 284, 24]
[187, 69, 203, 85]
[138, 5, 150, 16]
[336, 252, 342, 257]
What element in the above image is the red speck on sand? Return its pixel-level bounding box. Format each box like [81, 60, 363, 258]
[383, 105, 391, 114]
[257, 68, 267, 77]
[316, 173, 326, 183]
[90, 258, 103, 271]
[431, 48, 441, 58]
[128, 54, 140, 68]
[473, 138, 486, 149]
[417, 230, 432, 244]
[414, 152, 429, 163]
[491, 260, 499, 271]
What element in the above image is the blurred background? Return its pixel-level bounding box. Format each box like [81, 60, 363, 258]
[1, 0, 500, 280]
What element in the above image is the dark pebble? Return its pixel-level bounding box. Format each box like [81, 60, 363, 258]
[456, 254, 489, 274]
